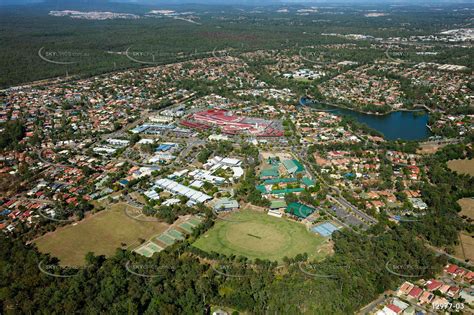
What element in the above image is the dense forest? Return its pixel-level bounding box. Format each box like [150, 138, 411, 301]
[0, 222, 446, 314]
[0, 120, 25, 150]
[0, 1, 472, 87]
[409, 144, 474, 248]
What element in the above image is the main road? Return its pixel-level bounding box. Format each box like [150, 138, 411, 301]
[293, 144, 378, 228]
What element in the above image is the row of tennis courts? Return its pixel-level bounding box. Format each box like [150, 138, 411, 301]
[134, 216, 203, 257]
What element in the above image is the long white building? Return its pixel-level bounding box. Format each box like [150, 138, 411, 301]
[154, 178, 211, 203]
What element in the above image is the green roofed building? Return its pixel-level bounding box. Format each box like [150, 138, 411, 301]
[270, 188, 304, 195]
[282, 160, 297, 174]
[282, 159, 305, 175]
[263, 177, 298, 185]
[293, 160, 305, 173]
[260, 167, 280, 179]
[256, 184, 303, 195]
[301, 177, 315, 187]
[256, 185, 267, 194]
[286, 202, 315, 218]
[262, 177, 314, 188]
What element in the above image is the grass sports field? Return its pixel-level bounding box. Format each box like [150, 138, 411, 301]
[34, 203, 168, 266]
[193, 210, 329, 262]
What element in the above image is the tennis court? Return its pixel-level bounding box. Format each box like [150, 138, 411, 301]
[135, 244, 154, 257]
[135, 241, 164, 257]
[135, 247, 153, 257]
[156, 234, 176, 246]
[147, 242, 164, 252]
[134, 216, 203, 257]
[179, 222, 195, 233]
[168, 229, 185, 240]
[188, 217, 202, 226]
[311, 222, 340, 237]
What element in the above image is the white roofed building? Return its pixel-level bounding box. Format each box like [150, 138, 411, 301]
[154, 178, 212, 203]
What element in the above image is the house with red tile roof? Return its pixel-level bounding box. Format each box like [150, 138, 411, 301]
[398, 281, 414, 295]
[439, 284, 451, 295]
[465, 271, 474, 283]
[66, 197, 77, 205]
[8, 210, 21, 219]
[454, 268, 467, 277]
[445, 263, 459, 274]
[408, 286, 423, 299]
[21, 210, 31, 219]
[447, 286, 461, 297]
[425, 279, 443, 291]
[382, 304, 402, 315]
[371, 200, 385, 210]
[3, 200, 15, 208]
[419, 291, 434, 304]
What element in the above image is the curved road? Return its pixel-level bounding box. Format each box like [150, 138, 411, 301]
[37, 148, 74, 168]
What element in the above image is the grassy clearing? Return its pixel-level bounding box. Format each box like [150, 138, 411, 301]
[34, 203, 169, 266]
[458, 198, 474, 220]
[455, 232, 474, 263]
[193, 210, 329, 262]
[447, 159, 474, 177]
[417, 143, 445, 155]
[454, 198, 474, 263]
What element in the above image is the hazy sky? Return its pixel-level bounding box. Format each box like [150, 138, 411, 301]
[0, 0, 469, 6]
[0, 0, 474, 5]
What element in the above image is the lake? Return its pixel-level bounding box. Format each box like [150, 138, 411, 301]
[300, 97, 431, 141]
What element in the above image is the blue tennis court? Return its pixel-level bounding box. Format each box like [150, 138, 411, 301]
[311, 222, 340, 237]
